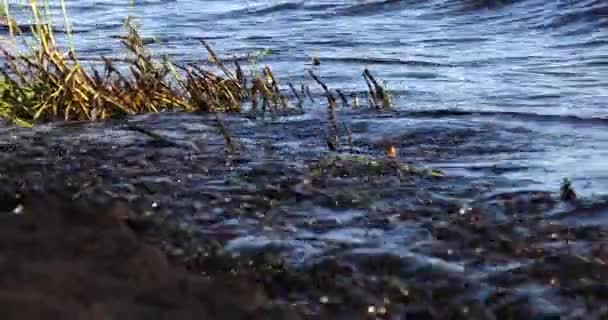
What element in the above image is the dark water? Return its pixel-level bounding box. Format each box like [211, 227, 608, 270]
[2, 0, 608, 317]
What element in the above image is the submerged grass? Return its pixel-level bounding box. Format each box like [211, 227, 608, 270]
[0, 1, 392, 128]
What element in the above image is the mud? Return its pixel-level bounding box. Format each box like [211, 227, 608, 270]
[0, 192, 305, 320]
[1, 114, 607, 319]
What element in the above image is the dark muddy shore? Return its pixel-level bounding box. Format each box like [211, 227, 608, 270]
[1, 115, 608, 320]
[0, 192, 305, 320]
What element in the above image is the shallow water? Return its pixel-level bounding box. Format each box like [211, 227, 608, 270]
[6, 0, 604, 194]
[2, 0, 608, 317]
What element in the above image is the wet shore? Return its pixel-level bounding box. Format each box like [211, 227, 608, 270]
[0, 192, 307, 320]
[1, 115, 607, 320]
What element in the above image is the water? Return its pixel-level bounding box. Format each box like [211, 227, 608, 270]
[2, 0, 608, 316]
[7, 0, 603, 193]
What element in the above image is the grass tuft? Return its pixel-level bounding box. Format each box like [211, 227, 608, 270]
[0, 1, 393, 128]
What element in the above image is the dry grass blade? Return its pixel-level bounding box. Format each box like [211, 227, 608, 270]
[201, 40, 238, 85]
[363, 69, 392, 109]
[362, 72, 378, 109]
[234, 58, 246, 91]
[288, 82, 303, 110]
[305, 85, 314, 103]
[125, 124, 179, 147]
[263, 66, 287, 110]
[308, 70, 336, 113]
[308, 70, 343, 152]
[336, 89, 349, 108]
[215, 113, 238, 153]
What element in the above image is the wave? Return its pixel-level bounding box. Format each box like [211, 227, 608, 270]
[428, 0, 607, 33]
[403, 109, 608, 126]
[220, 0, 607, 34]
[333, 0, 410, 17]
[543, 0, 608, 29]
[434, 0, 525, 13]
[219, 1, 304, 18]
[319, 56, 451, 67]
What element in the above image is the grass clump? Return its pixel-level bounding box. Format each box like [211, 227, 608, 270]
[1, 18, 186, 123]
[0, 1, 393, 127]
[310, 154, 444, 180]
[0, 1, 292, 125]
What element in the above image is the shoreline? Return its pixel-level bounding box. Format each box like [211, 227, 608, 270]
[1, 116, 607, 319]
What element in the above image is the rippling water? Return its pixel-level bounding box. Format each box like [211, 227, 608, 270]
[41, 0, 605, 192]
[14, 0, 606, 113]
